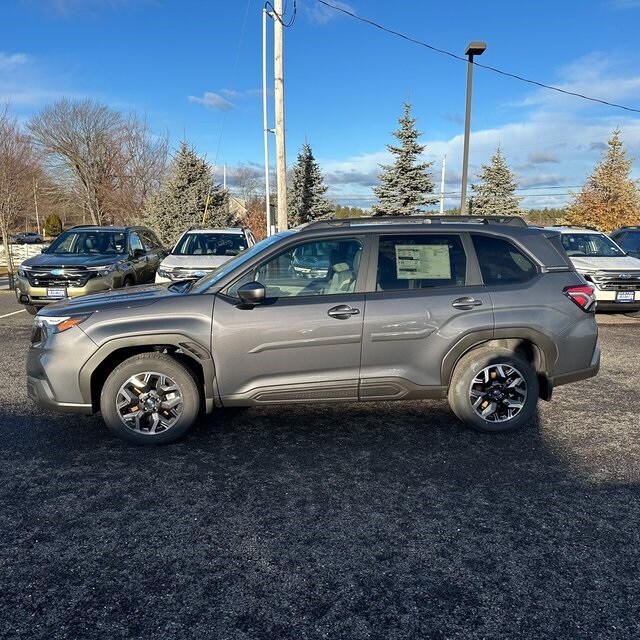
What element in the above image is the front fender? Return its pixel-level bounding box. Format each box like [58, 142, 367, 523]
[79, 333, 217, 412]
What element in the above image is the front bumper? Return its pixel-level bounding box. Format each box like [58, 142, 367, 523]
[592, 288, 640, 311]
[26, 324, 98, 414]
[15, 274, 120, 308]
[27, 373, 92, 414]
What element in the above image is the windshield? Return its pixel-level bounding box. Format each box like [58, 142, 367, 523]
[561, 233, 626, 258]
[190, 231, 295, 292]
[46, 230, 127, 255]
[173, 232, 248, 256]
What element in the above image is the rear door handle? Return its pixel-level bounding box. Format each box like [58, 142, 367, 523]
[452, 296, 483, 309]
[327, 304, 360, 319]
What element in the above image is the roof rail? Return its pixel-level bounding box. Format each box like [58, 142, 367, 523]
[303, 214, 528, 229]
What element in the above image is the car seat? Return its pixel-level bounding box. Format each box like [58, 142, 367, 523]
[326, 249, 361, 293]
[84, 235, 99, 253]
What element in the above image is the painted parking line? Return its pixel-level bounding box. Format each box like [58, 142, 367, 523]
[0, 309, 26, 319]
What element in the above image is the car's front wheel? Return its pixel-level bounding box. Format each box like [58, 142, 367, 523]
[100, 353, 200, 445]
[448, 347, 538, 433]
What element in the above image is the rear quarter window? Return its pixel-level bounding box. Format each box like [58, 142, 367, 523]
[472, 234, 537, 285]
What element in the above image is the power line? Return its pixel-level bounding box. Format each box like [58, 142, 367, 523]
[316, 0, 640, 115]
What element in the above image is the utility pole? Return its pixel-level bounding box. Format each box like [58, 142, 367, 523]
[33, 178, 40, 234]
[439, 155, 446, 214]
[274, 0, 287, 231]
[262, 7, 272, 236]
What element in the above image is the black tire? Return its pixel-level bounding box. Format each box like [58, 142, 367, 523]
[100, 353, 200, 445]
[122, 276, 134, 287]
[448, 347, 538, 434]
[25, 305, 38, 316]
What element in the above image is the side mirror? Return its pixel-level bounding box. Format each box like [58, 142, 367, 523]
[132, 248, 145, 258]
[237, 281, 265, 306]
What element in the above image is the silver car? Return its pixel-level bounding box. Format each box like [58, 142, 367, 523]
[547, 226, 640, 312]
[155, 227, 256, 283]
[27, 216, 600, 445]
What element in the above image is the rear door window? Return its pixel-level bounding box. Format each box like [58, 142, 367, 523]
[375, 234, 467, 291]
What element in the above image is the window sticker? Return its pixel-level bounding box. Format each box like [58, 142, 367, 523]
[395, 244, 451, 279]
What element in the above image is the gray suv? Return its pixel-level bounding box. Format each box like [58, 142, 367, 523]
[27, 216, 600, 445]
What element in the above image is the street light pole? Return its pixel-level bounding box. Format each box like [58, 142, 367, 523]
[460, 41, 486, 215]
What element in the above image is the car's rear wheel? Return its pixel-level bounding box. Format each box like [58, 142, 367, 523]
[122, 276, 134, 287]
[448, 347, 538, 433]
[100, 353, 200, 445]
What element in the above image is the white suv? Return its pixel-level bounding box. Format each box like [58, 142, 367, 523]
[547, 226, 640, 312]
[155, 227, 256, 283]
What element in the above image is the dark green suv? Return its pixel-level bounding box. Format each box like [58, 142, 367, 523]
[15, 225, 167, 314]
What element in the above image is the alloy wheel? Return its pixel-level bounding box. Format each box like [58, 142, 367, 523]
[468, 363, 528, 423]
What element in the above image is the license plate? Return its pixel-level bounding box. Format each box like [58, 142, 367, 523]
[47, 287, 66, 299]
[616, 291, 635, 302]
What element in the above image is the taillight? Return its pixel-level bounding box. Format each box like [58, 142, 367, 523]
[564, 285, 596, 311]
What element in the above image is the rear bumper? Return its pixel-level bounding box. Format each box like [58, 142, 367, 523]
[552, 343, 601, 388]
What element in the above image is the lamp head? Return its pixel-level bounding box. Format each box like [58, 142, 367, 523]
[465, 41, 487, 57]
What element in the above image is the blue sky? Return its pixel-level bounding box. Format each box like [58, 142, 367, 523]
[1, 0, 640, 210]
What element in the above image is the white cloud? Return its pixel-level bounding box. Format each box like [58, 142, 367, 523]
[0, 51, 67, 109]
[34, 0, 154, 15]
[0, 52, 29, 71]
[304, 0, 356, 26]
[520, 53, 640, 111]
[608, 0, 640, 8]
[188, 92, 234, 111]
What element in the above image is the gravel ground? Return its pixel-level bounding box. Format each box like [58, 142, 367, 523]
[1, 292, 639, 640]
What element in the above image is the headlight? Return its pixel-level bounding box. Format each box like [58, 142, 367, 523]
[87, 264, 116, 277]
[17, 267, 27, 277]
[156, 266, 173, 278]
[34, 314, 91, 336]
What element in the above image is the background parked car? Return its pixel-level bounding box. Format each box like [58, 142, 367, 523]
[546, 225, 640, 312]
[155, 227, 256, 283]
[12, 231, 43, 244]
[15, 225, 167, 314]
[610, 226, 640, 259]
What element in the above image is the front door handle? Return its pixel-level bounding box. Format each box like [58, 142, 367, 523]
[452, 296, 483, 309]
[327, 304, 360, 319]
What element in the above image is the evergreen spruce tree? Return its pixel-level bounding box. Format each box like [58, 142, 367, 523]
[44, 213, 63, 237]
[372, 102, 437, 216]
[144, 142, 227, 244]
[287, 143, 334, 227]
[470, 146, 522, 216]
[565, 129, 640, 232]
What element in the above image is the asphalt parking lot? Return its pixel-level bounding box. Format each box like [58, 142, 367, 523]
[0, 290, 639, 640]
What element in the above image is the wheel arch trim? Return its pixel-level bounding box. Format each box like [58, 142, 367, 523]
[79, 333, 216, 412]
[441, 328, 557, 394]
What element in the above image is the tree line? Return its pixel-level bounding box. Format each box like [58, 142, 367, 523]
[2, 97, 639, 265]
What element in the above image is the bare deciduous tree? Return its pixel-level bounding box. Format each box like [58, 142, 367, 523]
[231, 163, 264, 202]
[0, 104, 40, 276]
[28, 98, 168, 226]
